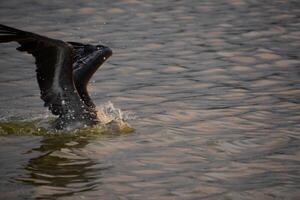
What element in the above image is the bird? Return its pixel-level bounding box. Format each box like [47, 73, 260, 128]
[0, 24, 113, 130]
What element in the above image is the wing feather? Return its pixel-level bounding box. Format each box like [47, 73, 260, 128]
[0, 24, 89, 116]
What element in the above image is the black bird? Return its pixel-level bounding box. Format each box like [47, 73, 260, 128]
[0, 24, 112, 130]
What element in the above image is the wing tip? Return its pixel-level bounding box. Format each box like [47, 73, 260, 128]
[0, 24, 27, 43]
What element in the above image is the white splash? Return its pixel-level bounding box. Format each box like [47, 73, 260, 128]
[97, 101, 136, 124]
[96, 101, 135, 133]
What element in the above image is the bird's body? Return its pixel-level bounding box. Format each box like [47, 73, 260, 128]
[0, 24, 112, 130]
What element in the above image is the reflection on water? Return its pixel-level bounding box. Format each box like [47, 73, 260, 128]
[17, 135, 110, 199]
[0, 0, 300, 199]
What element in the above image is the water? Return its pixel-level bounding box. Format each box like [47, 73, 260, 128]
[0, 0, 300, 199]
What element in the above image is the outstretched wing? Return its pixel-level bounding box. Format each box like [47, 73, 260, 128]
[0, 24, 88, 116]
[67, 41, 112, 109]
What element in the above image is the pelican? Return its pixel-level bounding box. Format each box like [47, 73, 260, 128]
[0, 24, 112, 129]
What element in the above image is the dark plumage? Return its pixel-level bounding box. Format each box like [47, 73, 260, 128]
[0, 24, 112, 129]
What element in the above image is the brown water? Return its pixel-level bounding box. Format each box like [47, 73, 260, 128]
[0, 0, 300, 199]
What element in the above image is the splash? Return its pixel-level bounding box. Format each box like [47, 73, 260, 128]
[0, 119, 53, 136]
[0, 102, 135, 136]
[97, 101, 135, 133]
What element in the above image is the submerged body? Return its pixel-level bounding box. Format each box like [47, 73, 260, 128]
[0, 24, 112, 129]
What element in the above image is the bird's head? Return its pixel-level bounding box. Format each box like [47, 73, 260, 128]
[94, 44, 112, 62]
[95, 44, 113, 61]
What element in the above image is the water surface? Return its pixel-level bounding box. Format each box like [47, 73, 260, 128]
[0, 0, 300, 199]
